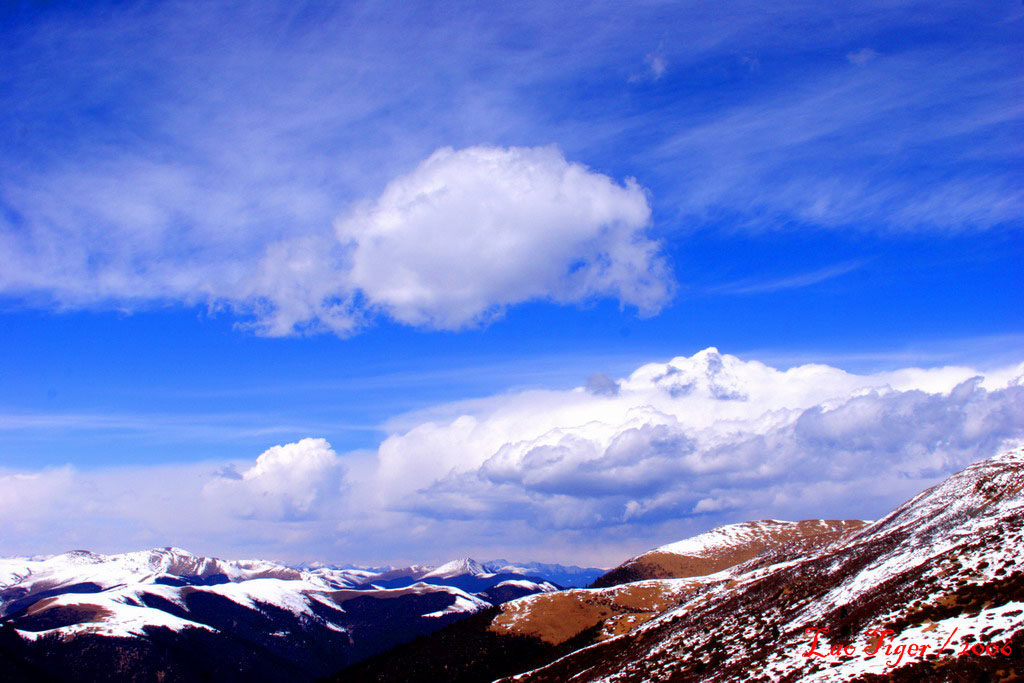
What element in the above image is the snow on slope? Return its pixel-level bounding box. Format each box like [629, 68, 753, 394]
[0, 546, 368, 611]
[492, 579, 559, 592]
[422, 558, 490, 580]
[0, 555, 351, 641]
[421, 590, 491, 618]
[592, 518, 868, 588]
[485, 561, 607, 588]
[654, 519, 856, 556]
[0, 550, 518, 682]
[508, 446, 1024, 682]
[0, 547, 563, 645]
[14, 589, 216, 641]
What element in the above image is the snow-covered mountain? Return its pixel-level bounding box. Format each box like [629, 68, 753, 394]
[507, 446, 1024, 681]
[8, 447, 1021, 681]
[0, 548, 558, 681]
[333, 446, 1024, 682]
[591, 518, 868, 587]
[360, 556, 561, 599]
[354, 564, 432, 585]
[484, 560, 606, 588]
[0, 547, 368, 613]
[422, 558, 489, 579]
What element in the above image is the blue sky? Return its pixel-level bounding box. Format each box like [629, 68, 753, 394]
[0, 0, 1021, 564]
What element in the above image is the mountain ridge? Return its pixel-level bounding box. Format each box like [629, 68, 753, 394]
[505, 445, 1024, 681]
[334, 446, 1024, 682]
[4, 446, 1022, 681]
[0, 546, 564, 681]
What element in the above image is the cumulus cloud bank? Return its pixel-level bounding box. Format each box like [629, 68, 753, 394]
[373, 350, 1024, 531]
[0, 145, 668, 337]
[2, 350, 1022, 563]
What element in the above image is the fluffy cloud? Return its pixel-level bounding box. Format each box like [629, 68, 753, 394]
[244, 145, 669, 334]
[204, 438, 345, 521]
[1, 352, 1022, 564]
[336, 145, 668, 328]
[3, 1, 1018, 343]
[373, 350, 1024, 530]
[0, 145, 668, 336]
[369, 350, 995, 503]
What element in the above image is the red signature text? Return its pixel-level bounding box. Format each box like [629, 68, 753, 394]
[801, 626, 1012, 667]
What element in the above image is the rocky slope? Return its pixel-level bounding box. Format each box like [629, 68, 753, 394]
[334, 446, 1024, 682]
[591, 519, 868, 587]
[332, 517, 870, 681]
[5, 446, 1022, 681]
[507, 446, 1024, 681]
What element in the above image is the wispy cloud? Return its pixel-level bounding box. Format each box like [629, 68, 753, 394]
[846, 47, 879, 65]
[0, 410, 376, 441]
[0, 1, 1019, 335]
[704, 260, 864, 295]
[649, 48, 1022, 232]
[1, 143, 671, 336]
[631, 51, 668, 82]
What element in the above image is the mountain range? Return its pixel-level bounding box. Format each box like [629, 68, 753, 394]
[2, 446, 1022, 681]
[338, 446, 1024, 682]
[0, 550, 569, 681]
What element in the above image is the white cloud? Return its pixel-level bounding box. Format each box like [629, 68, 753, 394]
[0, 466, 76, 527]
[371, 350, 1024, 531]
[368, 350, 994, 504]
[1, 1, 1018, 338]
[704, 260, 863, 295]
[336, 145, 668, 328]
[204, 438, 345, 521]
[629, 52, 668, 83]
[653, 49, 1023, 231]
[1, 352, 1022, 564]
[0, 145, 668, 336]
[0, 462, 224, 557]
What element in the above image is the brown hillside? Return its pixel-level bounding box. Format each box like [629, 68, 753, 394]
[591, 518, 867, 587]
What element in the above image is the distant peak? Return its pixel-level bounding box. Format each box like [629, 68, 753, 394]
[57, 549, 105, 563]
[423, 558, 487, 578]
